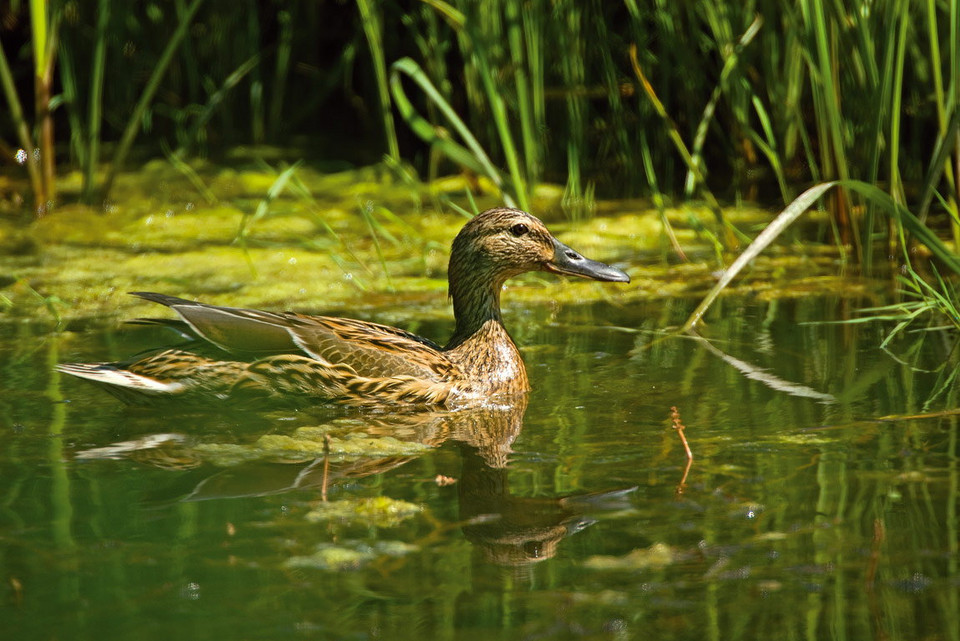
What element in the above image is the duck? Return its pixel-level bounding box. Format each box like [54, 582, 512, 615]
[58, 207, 630, 407]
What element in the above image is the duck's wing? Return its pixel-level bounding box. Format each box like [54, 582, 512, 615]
[281, 314, 457, 380]
[131, 292, 457, 381]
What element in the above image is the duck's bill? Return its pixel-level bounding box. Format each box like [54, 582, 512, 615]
[546, 238, 630, 283]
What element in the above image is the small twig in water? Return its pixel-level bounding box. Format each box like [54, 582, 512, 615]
[671, 406, 693, 461]
[321, 433, 332, 502]
[671, 406, 693, 495]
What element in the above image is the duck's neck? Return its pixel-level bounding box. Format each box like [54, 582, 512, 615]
[444, 271, 529, 395]
[448, 270, 506, 346]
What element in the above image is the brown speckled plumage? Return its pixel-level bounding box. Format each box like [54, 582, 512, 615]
[58, 208, 630, 407]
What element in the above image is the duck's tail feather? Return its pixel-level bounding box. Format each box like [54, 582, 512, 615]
[56, 362, 185, 403]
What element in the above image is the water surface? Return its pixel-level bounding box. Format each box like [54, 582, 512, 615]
[1, 166, 957, 638]
[2, 288, 957, 640]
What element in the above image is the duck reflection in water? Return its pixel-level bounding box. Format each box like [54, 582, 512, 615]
[76, 397, 635, 567]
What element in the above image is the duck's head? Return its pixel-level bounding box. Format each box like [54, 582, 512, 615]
[449, 208, 630, 288]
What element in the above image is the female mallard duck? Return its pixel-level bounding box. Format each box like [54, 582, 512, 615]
[59, 207, 629, 407]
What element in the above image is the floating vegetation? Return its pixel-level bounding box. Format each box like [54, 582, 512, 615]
[584, 542, 676, 571]
[284, 539, 419, 572]
[304, 497, 423, 528]
[1, 159, 868, 329]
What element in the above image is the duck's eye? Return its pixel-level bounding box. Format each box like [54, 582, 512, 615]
[509, 223, 529, 237]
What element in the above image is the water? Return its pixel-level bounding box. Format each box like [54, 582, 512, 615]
[2, 290, 958, 640]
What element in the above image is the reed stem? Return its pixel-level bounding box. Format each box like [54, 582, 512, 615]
[82, 0, 109, 204]
[0, 33, 44, 212]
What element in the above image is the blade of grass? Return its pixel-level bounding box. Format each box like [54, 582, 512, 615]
[843, 180, 960, 275]
[684, 15, 763, 198]
[56, 37, 85, 171]
[237, 161, 302, 242]
[860, 0, 903, 271]
[285, 169, 376, 283]
[358, 201, 395, 291]
[464, 20, 530, 211]
[799, 0, 855, 248]
[629, 44, 732, 249]
[29, 0, 58, 212]
[82, 0, 109, 203]
[682, 178, 960, 332]
[268, 7, 294, 140]
[748, 96, 791, 202]
[174, 53, 261, 159]
[918, 101, 960, 221]
[389, 57, 516, 207]
[161, 142, 217, 204]
[681, 181, 836, 332]
[100, 0, 205, 202]
[505, 0, 539, 186]
[887, 5, 910, 205]
[419, 0, 465, 29]
[640, 129, 687, 261]
[356, 0, 400, 161]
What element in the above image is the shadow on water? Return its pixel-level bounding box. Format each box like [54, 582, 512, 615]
[1, 293, 959, 640]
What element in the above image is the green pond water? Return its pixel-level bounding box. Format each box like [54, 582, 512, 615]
[1, 165, 958, 640]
